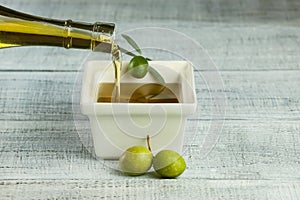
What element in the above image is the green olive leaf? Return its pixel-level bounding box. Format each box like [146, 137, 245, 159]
[122, 34, 142, 55]
[149, 66, 165, 84]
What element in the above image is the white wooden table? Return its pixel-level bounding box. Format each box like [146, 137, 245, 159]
[1, 1, 300, 199]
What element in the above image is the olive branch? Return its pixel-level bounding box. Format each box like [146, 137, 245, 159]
[120, 34, 165, 84]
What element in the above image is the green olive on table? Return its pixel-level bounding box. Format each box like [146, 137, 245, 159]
[127, 56, 149, 78]
[119, 146, 153, 176]
[153, 150, 186, 178]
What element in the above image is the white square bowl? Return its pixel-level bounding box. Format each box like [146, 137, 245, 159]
[80, 60, 197, 159]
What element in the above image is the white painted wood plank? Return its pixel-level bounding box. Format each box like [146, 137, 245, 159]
[0, 120, 299, 180]
[0, 1, 300, 71]
[0, 71, 299, 121]
[0, 180, 299, 200]
[2, 0, 300, 24]
[1, 25, 299, 71]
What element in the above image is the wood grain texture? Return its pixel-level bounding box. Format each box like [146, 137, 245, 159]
[0, 120, 299, 180]
[1, 0, 300, 24]
[1, 0, 300, 199]
[1, 1, 300, 71]
[1, 180, 300, 200]
[1, 24, 300, 71]
[0, 71, 299, 121]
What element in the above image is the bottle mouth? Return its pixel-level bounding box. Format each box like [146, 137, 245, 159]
[93, 22, 115, 36]
[90, 22, 115, 52]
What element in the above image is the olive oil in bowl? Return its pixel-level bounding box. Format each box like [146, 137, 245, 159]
[97, 83, 180, 103]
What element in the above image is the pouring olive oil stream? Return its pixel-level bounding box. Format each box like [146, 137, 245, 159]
[0, 5, 177, 103]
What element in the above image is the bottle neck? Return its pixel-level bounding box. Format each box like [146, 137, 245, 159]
[0, 5, 115, 52]
[61, 19, 114, 52]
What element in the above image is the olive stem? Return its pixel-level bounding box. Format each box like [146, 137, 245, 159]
[147, 135, 152, 152]
[119, 47, 138, 57]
